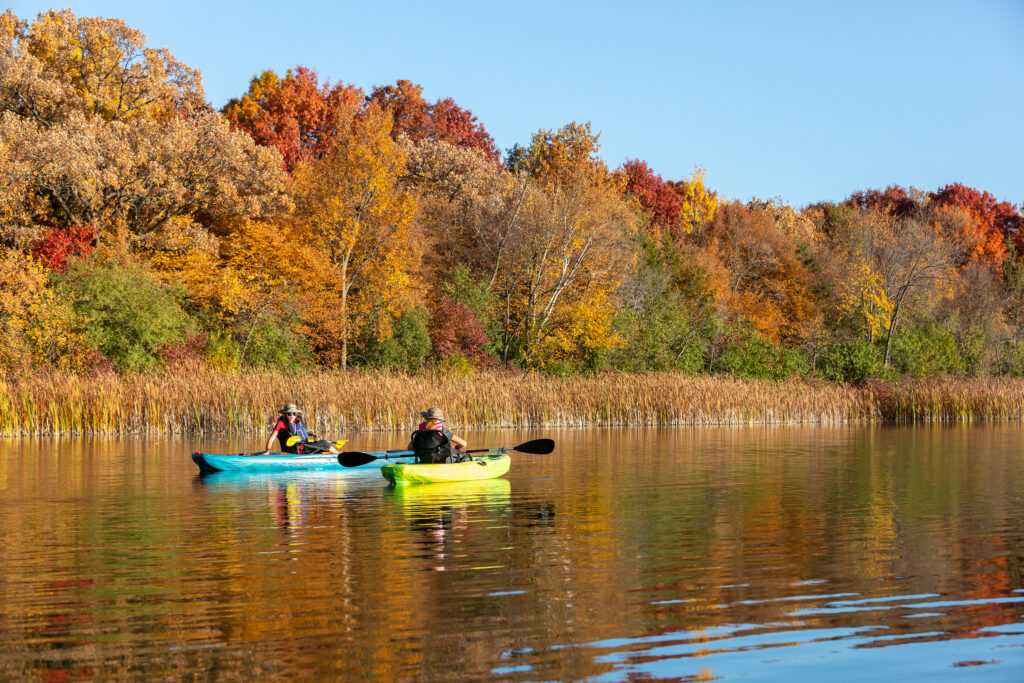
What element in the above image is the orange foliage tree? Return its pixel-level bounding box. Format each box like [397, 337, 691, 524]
[368, 79, 499, 161]
[223, 67, 363, 171]
[292, 104, 421, 368]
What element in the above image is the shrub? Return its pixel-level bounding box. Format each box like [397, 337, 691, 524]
[998, 340, 1024, 378]
[240, 316, 312, 370]
[890, 323, 964, 377]
[204, 330, 241, 371]
[439, 353, 476, 378]
[816, 339, 884, 382]
[429, 296, 490, 360]
[713, 330, 809, 380]
[60, 258, 193, 372]
[31, 226, 97, 272]
[611, 303, 709, 373]
[363, 307, 432, 371]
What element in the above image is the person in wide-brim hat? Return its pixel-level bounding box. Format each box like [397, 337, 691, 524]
[420, 407, 444, 421]
[408, 407, 468, 463]
[279, 403, 303, 417]
[262, 402, 343, 455]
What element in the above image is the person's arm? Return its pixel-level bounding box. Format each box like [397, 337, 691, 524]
[451, 434, 468, 450]
[263, 423, 282, 454]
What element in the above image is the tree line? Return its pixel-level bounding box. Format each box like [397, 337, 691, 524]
[2, 9, 1022, 380]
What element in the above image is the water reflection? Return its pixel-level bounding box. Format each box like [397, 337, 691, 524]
[0, 426, 1021, 680]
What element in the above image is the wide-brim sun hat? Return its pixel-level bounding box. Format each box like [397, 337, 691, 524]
[420, 407, 444, 420]
[279, 403, 303, 415]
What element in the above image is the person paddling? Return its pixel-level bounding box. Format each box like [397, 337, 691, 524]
[408, 407, 468, 464]
[263, 403, 339, 455]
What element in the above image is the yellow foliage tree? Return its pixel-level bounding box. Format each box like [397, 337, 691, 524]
[1, 9, 203, 124]
[0, 249, 88, 370]
[501, 123, 637, 367]
[292, 104, 421, 368]
[836, 259, 894, 342]
[536, 288, 624, 369]
[675, 169, 718, 234]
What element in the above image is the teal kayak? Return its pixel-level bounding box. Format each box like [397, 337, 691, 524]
[193, 450, 414, 474]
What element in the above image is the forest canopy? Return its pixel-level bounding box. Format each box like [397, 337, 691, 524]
[2, 9, 1022, 381]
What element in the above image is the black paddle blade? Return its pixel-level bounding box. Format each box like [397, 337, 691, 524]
[338, 451, 377, 468]
[512, 438, 555, 454]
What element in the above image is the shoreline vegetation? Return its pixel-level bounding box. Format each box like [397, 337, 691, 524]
[3, 370, 1024, 436]
[3, 10, 1024, 428]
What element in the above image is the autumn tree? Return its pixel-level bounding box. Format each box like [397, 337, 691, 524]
[621, 159, 682, 239]
[674, 169, 718, 235]
[369, 79, 499, 161]
[292, 104, 421, 368]
[0, 248, 89, 370]
[0, 9, 203, 125]
[705, 201, 820, 346]
[846, 185, 921, 219]
[0, 110, 290, 248]
[501, 122, 637, 367]
[403, 137, 527, 290]
[929, 183, 1022, 269]
[808, 204, 893, 350]
[223, 67, 363, 171]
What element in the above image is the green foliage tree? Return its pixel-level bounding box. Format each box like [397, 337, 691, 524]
[816, 339, 884, 382]
[611, 239, 712, 373]
[713, 328, 809, 380]
[60, 258, 192, 372]
[240, 315, 313, 370]
[890, 322, 964, 378]
[360, 307, 432, 371]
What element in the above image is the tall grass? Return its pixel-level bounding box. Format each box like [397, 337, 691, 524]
[2, 367, 1023, 436]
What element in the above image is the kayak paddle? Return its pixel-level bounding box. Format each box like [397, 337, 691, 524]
[464, 438, 555, 455]
[284, 435, 347, 450]
[337, 438, 555, 468]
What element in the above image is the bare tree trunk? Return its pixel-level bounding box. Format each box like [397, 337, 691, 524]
[883, 298, 903, 367]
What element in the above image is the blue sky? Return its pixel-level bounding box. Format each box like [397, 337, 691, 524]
[10, 1, 1023, 206]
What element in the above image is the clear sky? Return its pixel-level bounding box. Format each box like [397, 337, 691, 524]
[10, 1, 1024, 206]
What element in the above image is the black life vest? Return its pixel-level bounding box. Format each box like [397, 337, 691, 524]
[410, 429, 453, 464]
[277, 420, 310, 453]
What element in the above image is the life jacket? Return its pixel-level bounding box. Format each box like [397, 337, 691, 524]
[277, 419, 310, 453]
[410, 429, 453, 464]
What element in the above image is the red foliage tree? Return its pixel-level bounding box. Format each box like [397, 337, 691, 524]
[846, 185, 920, 218]
[930, 183, 1023, 263]
[368, 80, 499, 161]
[621, 159, 683, 237]
[428, 297, 490, 360]
[223, 67, 363, 170]
[31, 226, 96, 272]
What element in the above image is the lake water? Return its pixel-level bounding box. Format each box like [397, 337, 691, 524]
[0, 426, 1022, 681]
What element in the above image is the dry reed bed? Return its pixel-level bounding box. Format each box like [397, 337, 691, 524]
[1, 369, 1022, 436]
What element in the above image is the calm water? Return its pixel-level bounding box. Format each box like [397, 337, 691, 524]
[1, 426, 1023, 681]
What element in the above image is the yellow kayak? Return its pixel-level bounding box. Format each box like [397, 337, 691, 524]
[381, 453, 511, 485]
[389, 478, 511, 507]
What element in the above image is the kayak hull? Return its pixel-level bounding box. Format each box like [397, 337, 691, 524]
[193, 451, 413, 474]
[381, 453, 511, 485]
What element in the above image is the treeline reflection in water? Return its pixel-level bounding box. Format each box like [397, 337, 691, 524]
[0, 426, 1022, 680]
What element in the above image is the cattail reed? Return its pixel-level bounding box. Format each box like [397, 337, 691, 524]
[2, 367, 1023, 436]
